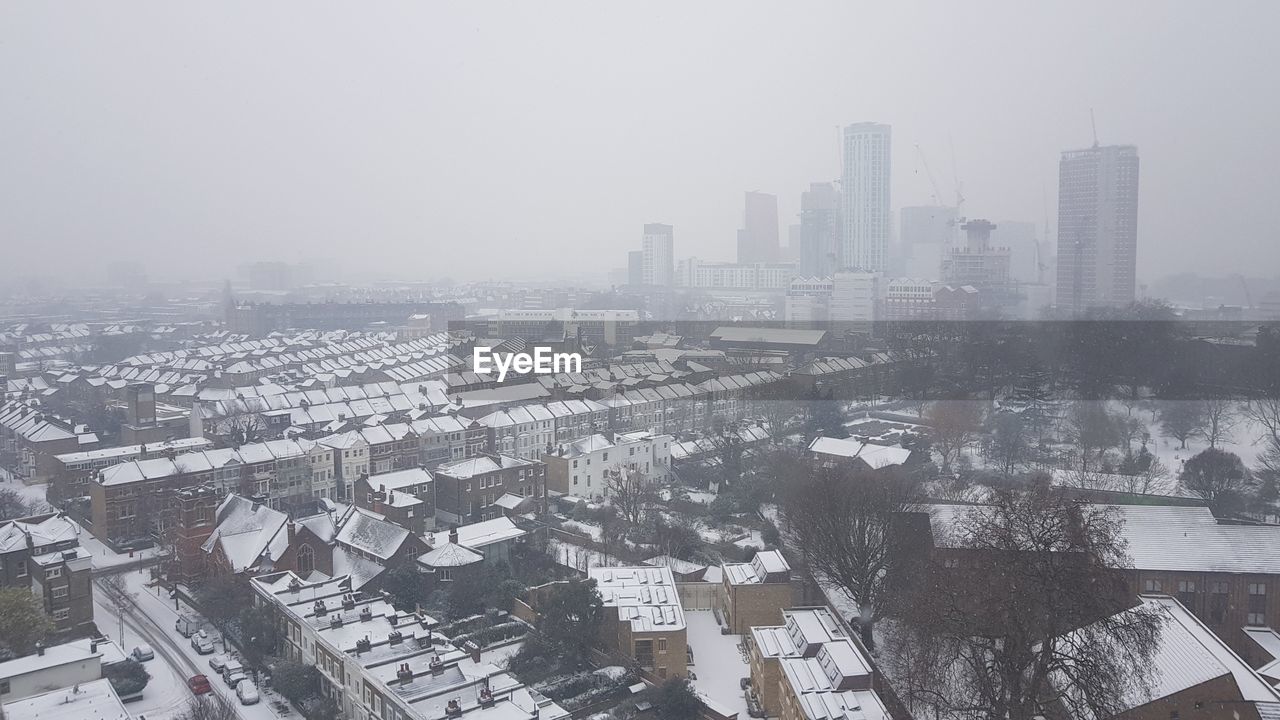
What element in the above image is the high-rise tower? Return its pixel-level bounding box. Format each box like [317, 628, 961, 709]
[841, 123, 892, 272]
[1055, 144, 1140, 313]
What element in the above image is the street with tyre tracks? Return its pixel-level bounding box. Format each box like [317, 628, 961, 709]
[93, 571, 288, 720]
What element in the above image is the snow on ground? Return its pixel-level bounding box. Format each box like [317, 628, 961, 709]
[732, 530, 764, 550]
[95, 570, 290, 720]
[684, 610, 750, 719]
[560, 520, 604, 542]
[78, 523, 165, 568]
[1, 472, 52, 510]
[548, 538, 623, 572]
[95, 587, 192, 720]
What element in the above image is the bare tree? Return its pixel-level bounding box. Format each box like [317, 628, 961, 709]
[1063, 401, 1122, 471]
[985, 410, 1031, 475]
[1243, 397, 1280, 450]
[174, 695, 239, 720]
[0, 488, 43, 522]
[97, 574, 137, 645]
[1159, 401, 1204, 450]
[219, 407, 267, 445]
[925, 401, 985, 475]
[884, 488, 1162, 720]
[604, 467, 656, 527]
[1199, 398, 1239, 448]
[783, 464, 920, 649]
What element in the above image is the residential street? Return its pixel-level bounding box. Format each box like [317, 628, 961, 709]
[93, 569, 289, 720]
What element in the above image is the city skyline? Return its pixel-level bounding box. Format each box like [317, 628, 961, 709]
[1, 1, 1275, 286]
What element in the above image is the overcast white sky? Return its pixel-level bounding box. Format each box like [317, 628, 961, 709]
[2, 1, 1277, 285]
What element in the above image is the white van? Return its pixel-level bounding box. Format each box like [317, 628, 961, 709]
[174, 614, 198, 638]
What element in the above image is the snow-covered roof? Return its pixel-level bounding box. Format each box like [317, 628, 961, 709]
[0, 513, 78, 554]
[589, 566, 685, 632]
[200, 495, 289, 573]
[335, 507, 409, 561]
[723, 549, 790, 585]
[424, 517, 525, 550]
[751, 607, 846, 659]
[434, 454, 535, 479]
[1063, 596, 1280, 715]
[642, 555, 708, 576]
[419, 542, 483, 569]
[807, 436, 912, 469]
[366, 467, 433, 492]
[0, 677, 129, 720]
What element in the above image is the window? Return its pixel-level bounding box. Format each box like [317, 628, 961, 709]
[52, 586, 68, 598]
[440, 568, 453, 582]
[297, 544, 315, 576]
[1249, 613, 1267, 626]
[16, 561, 26, 578]
[1177, 580, 1197, 609]
[1209, 582, 1229, 624]
[943, 557, 960, 569]
[52, 608, 70, 621]
[1250, 582, 1267, 620]
[1144, 579, 1162, 593]
[46, 567, 62, 579]
[658, 637, 667, 653]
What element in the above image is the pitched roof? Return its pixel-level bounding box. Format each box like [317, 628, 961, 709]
[335, 507, 409, 561]
[418, 542, 483, 568]
[0, 513, 78, 554]
[200, 495, 289, 573]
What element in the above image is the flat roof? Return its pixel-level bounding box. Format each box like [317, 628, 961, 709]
[589, 566, 686, 632]
[1, 678, 128, 720]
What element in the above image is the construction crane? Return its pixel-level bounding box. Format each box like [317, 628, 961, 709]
[948, 136, 966, 216]
[1234, 274, 1255, 310]
[914, 144, 945, 205]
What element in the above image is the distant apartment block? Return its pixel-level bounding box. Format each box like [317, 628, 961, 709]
[641, 223, 675, 287]
[738, 191, 781, 264]
[1056, 143, 1140, 313]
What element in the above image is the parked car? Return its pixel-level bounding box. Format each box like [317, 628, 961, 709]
[187, 674, 212, 696]
[190, 631, 214, 655]
[175, 614, 198, 638]
[209, 654, 228, 673]
[225, 669, 248, 688]
[236, 680, 260, 705]
[222, 660, 245, 685]
[130, 645, 154, 662]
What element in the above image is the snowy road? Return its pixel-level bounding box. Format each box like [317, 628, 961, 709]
[94, 572, 290, 720]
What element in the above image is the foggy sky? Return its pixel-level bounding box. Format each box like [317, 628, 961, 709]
[2, 1, 1277, 286]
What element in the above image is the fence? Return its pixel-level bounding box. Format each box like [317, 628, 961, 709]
[676, 581, 721, 610]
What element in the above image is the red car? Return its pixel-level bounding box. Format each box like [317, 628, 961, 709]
[188, 674, 212, 696]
